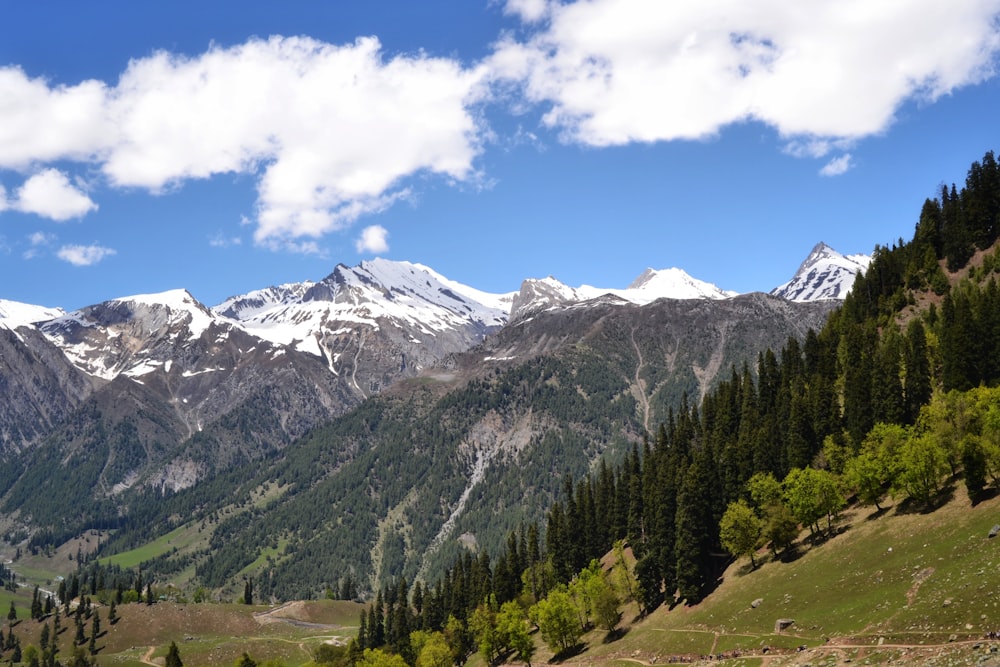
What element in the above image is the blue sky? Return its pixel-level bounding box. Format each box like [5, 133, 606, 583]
[1, 0, 999, 311]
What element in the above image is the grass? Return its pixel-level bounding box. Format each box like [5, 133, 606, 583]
[100, 524, 205, 571]
[1, 599, 364, 667]
[3, 480, 998, 666]
[564, 485, 1000, 665]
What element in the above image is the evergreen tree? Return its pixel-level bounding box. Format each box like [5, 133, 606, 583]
[673, 461, 711, 603]
[962, 437, 988, 503]
[903, 320, 932, 423]
[243, 578, 253, 605]
[165, 641, 183, 667]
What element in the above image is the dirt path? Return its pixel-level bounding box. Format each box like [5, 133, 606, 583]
[140, 646, 158, 667]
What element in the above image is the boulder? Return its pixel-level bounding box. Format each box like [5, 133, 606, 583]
[775, 618, 796, 633]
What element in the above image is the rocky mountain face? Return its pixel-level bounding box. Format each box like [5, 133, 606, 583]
[770, 242, 871, 301]
[0, 245, 861, 595]
[0, 325, 95, 450]
[2, 261, 511, 488]
[189, 291, 836, 598]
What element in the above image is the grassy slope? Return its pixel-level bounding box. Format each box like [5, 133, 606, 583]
[559, 485, 1000, 666]
[3, 484, 998, 666]
[1, 599, 363, 667]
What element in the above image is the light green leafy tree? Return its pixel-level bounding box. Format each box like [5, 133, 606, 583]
[719, 499, 763, 568]
[783, 467, 845, 535]
[844, 450, 888, 510]
[895, 430, 948, 504]
[495, 602, 534, 666]
[356, 648, 408, 667]
[411, 631, 452, 667]
[469, 596, 501, 665]
[528, 587, 582, 655]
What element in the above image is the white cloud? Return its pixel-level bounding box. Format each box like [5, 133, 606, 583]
[504, 0, 551, 22]
[208, 232, 243, 248]
[56, 244, 116, 266]
[0, 67, 111, 169]
[105, 36, 486, 247]
[15, 169, 98, 221]
[820, 153, 853, 177]
[491, 0, 1000, 146]
[0, 184, 7, 212]
[28, 231, 55, 246]
[23, 230, 56, 259]
[355, 224, 390, 254]
[0, 36, 486, 249]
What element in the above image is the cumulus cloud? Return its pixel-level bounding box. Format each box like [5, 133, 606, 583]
[0, 67, 111, 169]
[15, 169, 98, 221]
[57, 244, 116, 266]
[0, 36, 486, 248]
[355, 224, 390, 254]
[820, 154, 853, 177]
[504, 0, 551, 22]
[107, 36, 484, 247]
[491, 0, 1000, 146]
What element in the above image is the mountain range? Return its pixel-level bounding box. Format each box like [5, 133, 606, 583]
[0, 241, 865, 596]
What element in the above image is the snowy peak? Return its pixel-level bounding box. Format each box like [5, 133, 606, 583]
[213, 258, 512, 361]
[303, 258, 512, 319]
[770, 242, 872, 302]
[214, 282, 315, 320]
[0, 299, 64, 331]
[625, 267, 738, 302]
[39, 289, 226, 380]
[510, 267, 736, 320]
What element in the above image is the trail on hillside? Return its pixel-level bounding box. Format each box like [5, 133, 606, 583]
[140, 646, 158, 667]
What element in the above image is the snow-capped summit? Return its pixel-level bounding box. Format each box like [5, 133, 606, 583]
[0, 299, 64, 331]
[510, 267, 735, 320]
[770, 242, 871, 302]
[214, 282, 316, 320]
[215, 258, 513, 364]
[39, 289, 225, 380]
[625, 267, 738, 302]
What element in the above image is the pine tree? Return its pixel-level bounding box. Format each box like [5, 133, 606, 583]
[243, 578, 253, 605]
[904, 319, 932, 423]
[165, 641, 183, 667]
[673, 462, 710, 603]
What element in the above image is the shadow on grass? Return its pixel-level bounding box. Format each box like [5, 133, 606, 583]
[603, 627, 629, 644]
[894, 484, 956, 515]
[549, 643, 587, 663]
[778, 544, 804, 563]
[971, 487, 998, 507]
[864, 505, 893, 521]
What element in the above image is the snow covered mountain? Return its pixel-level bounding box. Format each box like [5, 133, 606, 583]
[769, 242, 871, 302]
[216, 258, 512, 366]
[0, 245, 857, 458]
[509, 267, 736, 320]
[0, 298, 64, 331]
